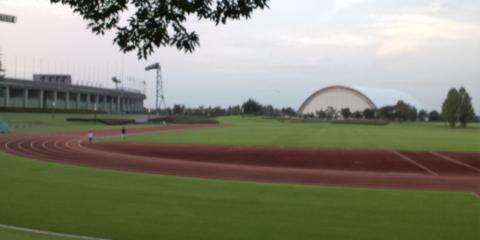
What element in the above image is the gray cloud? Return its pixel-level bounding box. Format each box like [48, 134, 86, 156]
[0, 0, 479, 112]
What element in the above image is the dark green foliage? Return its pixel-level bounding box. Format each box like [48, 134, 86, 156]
[281, 107, 297, 117]
[316, 110, 327, 119]
[325, 106, 338, 120]
[441, 87, 475, 127]
[362, 108, 376, 119]
[173, 104, 186, 115]
[352, 111, 363, 119]
[242, 98, 262, 114]
[428, 110, 442, 122]
[51, 0, 269, 59]
[66, 118, 135, 125]
[418, 109, 428, 121]
[379, 101, 417, 121]
[331, 119, 389, 126]
[340, 108, 351, 119]
[458, 87, 475, 127]
[148, 115, 219, 124]
[442, 88, 461, 127]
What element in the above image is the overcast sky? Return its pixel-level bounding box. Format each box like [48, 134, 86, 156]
[1, 0, 479, 111]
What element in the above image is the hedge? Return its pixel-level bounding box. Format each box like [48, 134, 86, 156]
[148, 115, 219, 124]
[66, 118, 135, 125]
[331, 119, 390, 126]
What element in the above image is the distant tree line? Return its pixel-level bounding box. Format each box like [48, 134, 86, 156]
[157, 98, 297, 118]
[302, 87, 477, 127]
[159, 87, 477, 128]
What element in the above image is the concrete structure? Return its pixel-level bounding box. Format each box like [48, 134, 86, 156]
[33, 74, 72, 85]
[0, 77, 145, 113]
[299, 85, 423, 115]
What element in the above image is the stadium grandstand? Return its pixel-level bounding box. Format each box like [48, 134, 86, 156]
[0, 75, 145, 113]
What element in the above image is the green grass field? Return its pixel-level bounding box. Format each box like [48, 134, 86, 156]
[1, 113, 479, 239]
[0, 151, 479, 240]
[0, 228, 73, 240]
[119, 116, 480, 152]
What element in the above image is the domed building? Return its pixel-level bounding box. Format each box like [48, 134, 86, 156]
[299, 85, 423, 115]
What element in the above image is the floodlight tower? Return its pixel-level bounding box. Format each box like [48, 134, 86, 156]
[112, 77, 121, 89]
[0, 48, 5, 79]
[145, 62, 165, 114]
[0, 13, 17, 79]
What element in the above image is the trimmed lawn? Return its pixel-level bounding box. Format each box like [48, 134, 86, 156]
[0, 228, 74, 240]
[0, 151, 479, 240]
[120, 116, 480, 152]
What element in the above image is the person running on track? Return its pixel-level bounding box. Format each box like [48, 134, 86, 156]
[87, 130, 94, 143]
[121, 127, 126, 139]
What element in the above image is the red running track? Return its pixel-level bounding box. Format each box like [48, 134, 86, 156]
[1, 125, 479, 194]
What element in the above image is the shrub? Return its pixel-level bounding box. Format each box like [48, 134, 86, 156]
[331, 119, 390, 126]
[148, 115, 219, 124]
[66, 118, 135, 125]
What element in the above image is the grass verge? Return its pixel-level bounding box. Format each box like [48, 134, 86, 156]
[0, 151, 479, 240]
[120, 116, 480, 152]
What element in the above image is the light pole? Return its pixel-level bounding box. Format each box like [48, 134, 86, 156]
[112, 77, 121, 89]
[52, 100, 57, 119]
[145, 63, 165, 115]
[94, 103, 98, 120]
[0, 13, 16, 24]
[1, 13, 16, 91]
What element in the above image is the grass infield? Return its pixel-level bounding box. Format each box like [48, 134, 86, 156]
[1, 114, 479, 239]
[120, 116, 480, 152]
[0, 151, 479, 240]
[0, 227, 77, 240]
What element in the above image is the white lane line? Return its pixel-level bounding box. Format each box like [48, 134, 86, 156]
[391, 150, 439, 176]
[0, 223, 111, 240]
[472, 192, 480, 199]
[429, 151, 480, 173]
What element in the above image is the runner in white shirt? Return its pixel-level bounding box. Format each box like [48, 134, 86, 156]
[87, 130, 94, 143]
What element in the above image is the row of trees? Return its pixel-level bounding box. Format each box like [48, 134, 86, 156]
[162, 87, 476, 127]
[300, 87, 477, 127]
[160, 99, 296, 118]
[442, 87, 476, 127]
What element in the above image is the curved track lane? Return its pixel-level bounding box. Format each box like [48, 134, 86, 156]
[1, 125, 479, 194]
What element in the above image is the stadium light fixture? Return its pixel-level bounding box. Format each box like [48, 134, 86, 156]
[145, 62, 165, 115]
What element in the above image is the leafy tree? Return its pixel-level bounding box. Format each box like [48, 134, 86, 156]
[242, 98, 262, 114]
[352, 111, 363, 119]
[363, 108, 375, 119]
[442, 88, 462, 127]
[428, 110, 441, 122]
[173, 104, 185, 115]
[281, 107, 297, 117]
[325, 107, 338, 120]
[340, 108, 351, 119]
[379, 106, 395, 120]
[458, 87, 476, 127]
[228, 105, 243, 115]
[303, 113, 315, 119]
[315, 110, 327, 120]
[51, 0, 269, 59]
[418, 109, 428, 121]
[261, 105, 278, 116]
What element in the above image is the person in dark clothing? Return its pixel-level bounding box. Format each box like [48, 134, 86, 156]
[121, 127, 126, 139]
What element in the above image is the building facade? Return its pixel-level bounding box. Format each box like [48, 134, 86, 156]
[0, 77, 145, 113]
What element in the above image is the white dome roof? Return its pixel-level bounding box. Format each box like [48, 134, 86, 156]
[299, 85, 424, 114]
